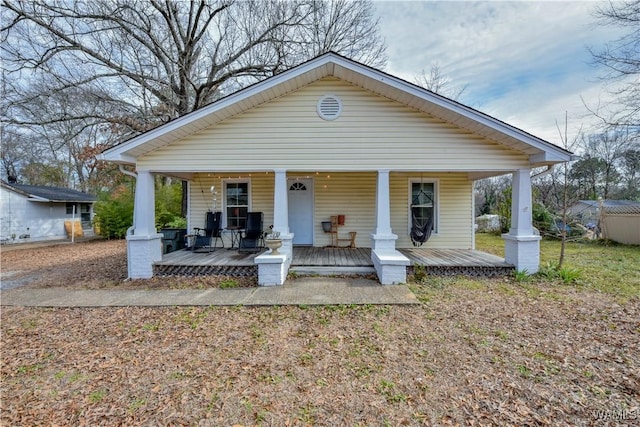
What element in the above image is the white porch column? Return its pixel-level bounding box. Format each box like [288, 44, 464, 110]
[126, 170, 163, 279]
[272, 169, 290, 237]
[371, 169, 409, 285]
[255, 169, 293, 286]
[502, 168, 541, 274]
[371, 169, 396, 251]
[133, 170, 156, 236]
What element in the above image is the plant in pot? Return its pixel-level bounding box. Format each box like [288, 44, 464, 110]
[264, 231, 282, 255]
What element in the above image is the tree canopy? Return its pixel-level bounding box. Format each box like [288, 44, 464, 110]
[589, 0, 640, 136]
[1, 0, 387, 191]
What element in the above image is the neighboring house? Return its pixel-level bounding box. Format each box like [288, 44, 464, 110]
[567, 199, 640, 227]
[99, 52, 574, 284]
[0, 180, 96, 243]
[567, 199, 640, 245]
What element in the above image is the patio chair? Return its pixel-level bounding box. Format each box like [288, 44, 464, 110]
[193, 211, 224, 252]
[238, 212, 264, 253]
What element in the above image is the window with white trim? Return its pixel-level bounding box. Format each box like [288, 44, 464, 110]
[409, 180, 438, 234]
[224, 180, 250, 228]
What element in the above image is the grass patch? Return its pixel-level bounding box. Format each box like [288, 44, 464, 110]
[219, 279, 240, 289]
[476, 233, 639, 299]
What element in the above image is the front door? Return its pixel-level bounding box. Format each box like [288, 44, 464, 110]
[288, 178, 313, 245]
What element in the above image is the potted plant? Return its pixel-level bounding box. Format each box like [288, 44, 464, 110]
[264, 231, 282, 255]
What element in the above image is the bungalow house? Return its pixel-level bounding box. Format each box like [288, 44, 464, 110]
[0, 180, 96, 243]
[99, 52, 574, 285]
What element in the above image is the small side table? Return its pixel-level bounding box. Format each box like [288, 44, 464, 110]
[225, 227, 243, 249]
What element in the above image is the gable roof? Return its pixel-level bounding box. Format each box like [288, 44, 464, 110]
[1, 181, 96, 203]
[99, 52, 574, 166]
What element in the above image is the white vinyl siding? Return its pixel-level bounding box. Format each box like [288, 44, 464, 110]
[138, 78, 530, 173]
[188, 171, 473, 249]
[188, 174, 274, 245]
[391, 173, 473, 249]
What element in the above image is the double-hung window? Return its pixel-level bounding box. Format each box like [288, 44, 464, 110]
[224, 181, 250, 228]
[409, 180, 438, 234]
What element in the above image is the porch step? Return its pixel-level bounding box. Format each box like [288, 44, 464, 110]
[289, 266, 376, 276]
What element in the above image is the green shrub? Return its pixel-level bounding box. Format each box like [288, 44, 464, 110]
[166, 217, 187, 228]
[537, 261, 581, 284]
[93, 187, 134, 239]
[532, 203, 554, 235]
[155, 181, 183, 228]
[413, 264, 428, 283]
[557, 266, 581, 284]
[513, 269, 530, 282]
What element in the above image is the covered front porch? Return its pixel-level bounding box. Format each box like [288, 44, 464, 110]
[126, 167, 537, 285]
[154, 246, 514, 278]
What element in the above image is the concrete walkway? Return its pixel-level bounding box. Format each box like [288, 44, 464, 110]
[0, 277, 419, 307]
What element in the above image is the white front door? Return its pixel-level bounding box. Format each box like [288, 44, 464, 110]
[288, 178, 314, 245]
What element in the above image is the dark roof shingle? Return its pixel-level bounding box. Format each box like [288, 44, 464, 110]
[3, 182, 96, 202]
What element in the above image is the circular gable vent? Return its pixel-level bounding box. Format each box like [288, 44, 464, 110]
[317, 95, 342, 120]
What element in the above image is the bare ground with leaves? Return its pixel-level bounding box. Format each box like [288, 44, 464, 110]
[1, 240, 639, 425]
[1, 239, 256, 289]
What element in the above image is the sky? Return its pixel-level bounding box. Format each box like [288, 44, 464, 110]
[372, 0, 626, 145]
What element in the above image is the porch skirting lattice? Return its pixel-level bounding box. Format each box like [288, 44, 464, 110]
[154, 247, 513, 278]
[154, 247, 263, 277]
[154, 264, 258, 277]
[400, 248, 514, 277]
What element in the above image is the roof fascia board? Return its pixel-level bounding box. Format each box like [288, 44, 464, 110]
[96, 152, 137, 164]
[29, 198, 95, 203]
[26, 195, 52, 202]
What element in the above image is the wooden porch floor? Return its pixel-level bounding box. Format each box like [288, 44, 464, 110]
[399, 248, 514, 277]
[154, 246, 513, 277]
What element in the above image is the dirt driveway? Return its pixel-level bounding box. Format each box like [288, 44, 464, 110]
[1, 239, 254, 289]
[1, 239, 127, 290]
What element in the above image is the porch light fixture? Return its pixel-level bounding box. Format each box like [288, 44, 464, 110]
[210, 185, 217, 211]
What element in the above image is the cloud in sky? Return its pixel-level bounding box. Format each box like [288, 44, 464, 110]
[373, 1, 626, 144]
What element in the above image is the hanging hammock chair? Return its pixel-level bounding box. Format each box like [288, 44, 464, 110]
[410, 206, 434, 247]
[410, 181, 434, 247]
